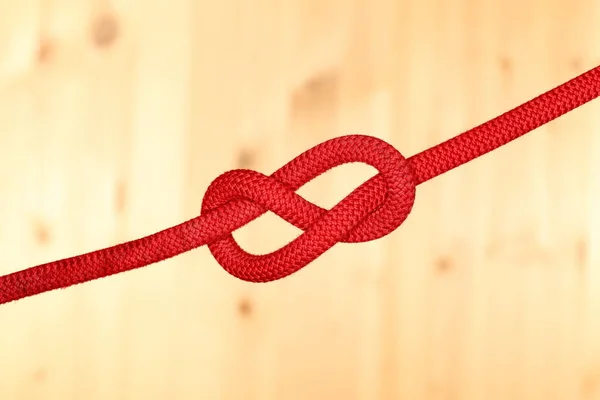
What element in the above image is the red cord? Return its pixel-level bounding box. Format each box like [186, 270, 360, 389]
[1, 65, 600, 305]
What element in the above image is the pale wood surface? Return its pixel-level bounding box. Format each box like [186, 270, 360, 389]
[0, 0, 599, 399]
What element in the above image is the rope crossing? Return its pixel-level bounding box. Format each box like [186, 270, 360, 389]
[1, 64, 600, 305]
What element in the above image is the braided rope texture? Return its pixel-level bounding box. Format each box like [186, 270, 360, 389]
[1, 64, 599, 305]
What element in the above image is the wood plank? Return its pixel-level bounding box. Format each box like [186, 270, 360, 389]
[0, 0, 598, 398]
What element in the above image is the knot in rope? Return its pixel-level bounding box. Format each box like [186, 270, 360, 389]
[1, 63, 599, 305]
[201, 135, 417, 281]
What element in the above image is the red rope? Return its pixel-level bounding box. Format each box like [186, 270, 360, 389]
[1, 65, 600, 305]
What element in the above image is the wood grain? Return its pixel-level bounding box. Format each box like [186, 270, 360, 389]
[0, 0, 599, 398]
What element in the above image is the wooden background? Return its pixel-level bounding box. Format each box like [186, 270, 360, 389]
[0, 0, 599, 399]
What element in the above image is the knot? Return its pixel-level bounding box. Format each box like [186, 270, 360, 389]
[200, 135, 417, 282]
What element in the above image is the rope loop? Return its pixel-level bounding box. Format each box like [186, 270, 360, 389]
[201, 135, 417, 281]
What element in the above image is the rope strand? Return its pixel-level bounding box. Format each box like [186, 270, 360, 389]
[1, 64, 599, 305]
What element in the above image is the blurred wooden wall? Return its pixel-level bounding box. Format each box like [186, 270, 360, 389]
[0, 0, 599, 399]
